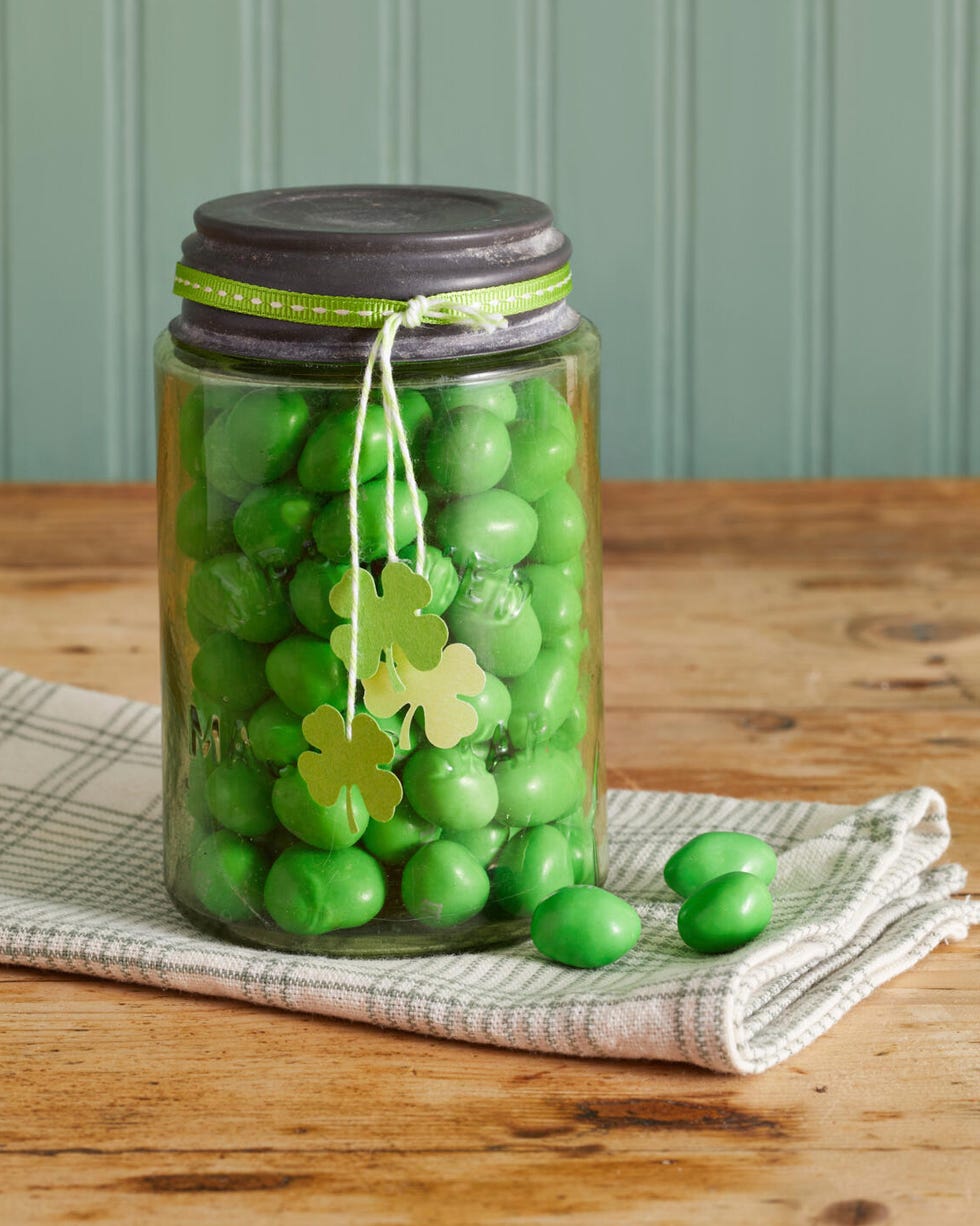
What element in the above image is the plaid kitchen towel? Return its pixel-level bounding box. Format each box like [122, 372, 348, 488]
[0, 668, 976, 1074]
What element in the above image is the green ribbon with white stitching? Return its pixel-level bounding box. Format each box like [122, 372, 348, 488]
[173, 261, 572, 328]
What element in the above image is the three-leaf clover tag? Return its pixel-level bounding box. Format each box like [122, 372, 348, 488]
[329, 561, 448, 683]
[298, 704, 403, 828]
[363, 643, 486, 750]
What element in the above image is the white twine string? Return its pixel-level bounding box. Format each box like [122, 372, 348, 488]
[344, 295, 507, 735]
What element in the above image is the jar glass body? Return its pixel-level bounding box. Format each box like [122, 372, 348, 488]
[155, 320, 604, 954]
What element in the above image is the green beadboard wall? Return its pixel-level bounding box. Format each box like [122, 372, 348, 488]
[0, 0, 977, 480]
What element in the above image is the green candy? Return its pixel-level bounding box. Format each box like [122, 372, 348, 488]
[425, 407, 512, 496]
[494, 745, 584, 827]
[419, 461, 452, 503]
[246, 696, 307, 766]
[175, 480, 238, 561]
[367, 706, 418, 765]
[556, 554, 585, 589]
[507, 647, 579, 749]
[524, 564, 583, 643]
[205, 384, 254, 420]
[264, 845, 386, 935]
[205, 759, 277, 837]
[677, 871, 773, 954]
[202, 411, 254, 501]
[556, 816, 597, 884]
[188, 811, 215, 855]
[401, 841, 490, 928]
[225, 388, 310, 483]
[552, 695, 589, 750]
[515, 378, 576, 444]
[392, 390, 434, 474]
[551, 626, 587, 662]
[190, 632, 270, 714]
[311, 389, 356, 415]
[232, 481, 317, 568]
[530, 481, 587, 565]
[191, 688, 248, 753]
[313, 479, 428, 562]
[435, 489, 537, 570]
[272, 765, 369, 850]
[187, 554, 294, 643]
[189, 830, 268, 923]
[186, 597, 220, 645]
[500, 421, 575, 503]
[298, 402, 388, 492]
[289, 557, 347, 638]
[491, 825, 574, 917]
[265, 634, 346, 717]
[399, 544, 459, 616]
[186, 755, 212, 821]
[178, 387, 206, 477]
[445, 572, 542, 679]
[664, 832, 777, 900]
[359, 802, 439, 865]
[462, 671, 511, 743]
[531, 885, 641, 968]
[440, 381, 518, 423]
[402, 744, 498, 832]
[442, 821, 509, 869]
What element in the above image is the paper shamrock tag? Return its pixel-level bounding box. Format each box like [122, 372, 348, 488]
[298, 704, 403, 828]
[329, 561, 448, 683]
[363, 643, 485, 750]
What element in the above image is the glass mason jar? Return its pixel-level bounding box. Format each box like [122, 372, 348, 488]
[156, 185, 604, 954]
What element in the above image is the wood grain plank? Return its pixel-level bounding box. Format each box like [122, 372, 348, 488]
[0, 480, 977, 1225]
[3, 1147, 973, 1226]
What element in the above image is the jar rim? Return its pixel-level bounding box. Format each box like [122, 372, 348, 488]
[175, 184, 576, 362]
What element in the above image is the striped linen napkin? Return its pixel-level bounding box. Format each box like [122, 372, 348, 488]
[0, 667, 975, 1074]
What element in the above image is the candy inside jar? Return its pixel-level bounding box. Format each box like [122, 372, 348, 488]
[157, 185, 605, 954]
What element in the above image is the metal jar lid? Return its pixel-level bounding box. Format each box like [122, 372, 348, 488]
[170, 184, 578, 363]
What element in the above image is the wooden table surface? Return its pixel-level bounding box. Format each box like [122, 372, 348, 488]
[2, 480, 978, 1225]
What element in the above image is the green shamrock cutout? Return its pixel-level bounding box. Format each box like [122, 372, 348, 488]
[363, 644, 486, 750]
[298, 704, 403, 829]
[329, 560, 449, 682]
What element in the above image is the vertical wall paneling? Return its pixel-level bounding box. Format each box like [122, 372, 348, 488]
[142, 0, 248, 475]
[970, 0, 980, 472]
[650, 0, 695, 479]
[1, 0, 978, 481]
[518, 0, 555, 203]
[6, 0, 114, 479]
[691, 0, 797, 479]
[239, 0, 282, 191]
[416, 0, 524, 193]
[102, 0, 145, 479]
[382, 0, 419, 184]
[789, 0, 833, 477]
[832, 0, 937, 476]
[554, 0, 659, 479]
[279, 1, 387, 185]
[378, 0, 397, 182]
[932, 0, 971, 473]
[398, 0, 420, 184]
[0, 0, 9, 478]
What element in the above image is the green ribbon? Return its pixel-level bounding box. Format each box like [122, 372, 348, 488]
[172, 261, 572, 328]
